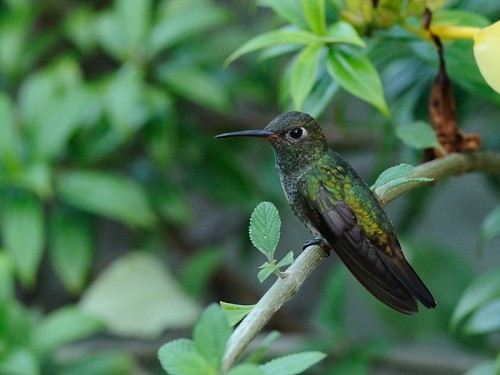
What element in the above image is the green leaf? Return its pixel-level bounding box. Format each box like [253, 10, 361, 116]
[181, 247, 223, 298]
[159, 339, 213, 375]
[59, 352, 136, 375]
[0, 349, 39, 375]
[463, 298, 500, 335]
[464, 361, 497, 375]
[228, 364, 266, 375]
[249, 202, 281, 259]
[50, 209, 93, 294]
[80, 253, 200, 338]
[260, 351, 326, 375]
[147, 0, 228, 56]
[193, 304, 232, 366]
[301, 0, 326, 35]
[257, 261, 277, 283]
[116, 0, 152, 54]
[479, 205, 500, 245]
[0, 253, 15, 303]
[220, 302, 255, 326]
[258, 0, 308, 29]
[159, 64, 230, 112]
[326, 48, 389, 115]
[451, 266, 500, 332]
[1, 194, 44, 287]
[325, 21, 365, 47]
[290, 43, 323, 110]
[34, 306, 103, 355]
[396, 121, 443, 150]
[0, 93, 21, 170]
[370, 163, 433, 194]
[56, 170, 156, 228]
[225, 29, 321, 66]
[276, 251, 294, 268]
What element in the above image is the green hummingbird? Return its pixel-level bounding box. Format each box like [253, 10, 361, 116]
[216, 111, 436, 314]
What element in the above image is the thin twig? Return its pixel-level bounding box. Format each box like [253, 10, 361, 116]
[221, 150, 500, 373]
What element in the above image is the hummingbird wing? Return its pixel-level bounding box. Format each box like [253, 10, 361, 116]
[299, 162, 436, 315]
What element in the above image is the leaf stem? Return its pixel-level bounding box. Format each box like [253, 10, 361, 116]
[221, 150, 500, 372]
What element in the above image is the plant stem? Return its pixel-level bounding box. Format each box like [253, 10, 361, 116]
[221, 150, 500, 372]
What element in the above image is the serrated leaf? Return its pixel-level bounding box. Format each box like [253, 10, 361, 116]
[276, 251, 294, 268]
[193, 304, 232, 366]
[260, 351, 326, 375]
[326, 48, 389, 115]
[249, 202, 281, 259]
[371, 164, 416, 189]
[479, 205, 500, 245]
[1, 194, 44, 287]
[228, 364, 266, 375]
[451, 266, 500, 332]
[56, 170, 156, 228]
[226, 29, 321, 66]
[258, 262, 277, 283]
[325, 21, 365, 47]
[301, 0, 326, 35]
[158, 339, 213, 375]
[290, 43, 323, 110]
[396, 121, 443, 151]
[33, 306, 103, 355]
[220, 302, 255, 326]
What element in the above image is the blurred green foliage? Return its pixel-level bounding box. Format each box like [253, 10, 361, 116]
[0, 0, 499, 374]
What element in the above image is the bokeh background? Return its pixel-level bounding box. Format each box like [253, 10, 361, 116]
[1, 0, 500, 374]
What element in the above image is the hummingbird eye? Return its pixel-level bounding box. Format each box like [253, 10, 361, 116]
[288, 127, 306, 140]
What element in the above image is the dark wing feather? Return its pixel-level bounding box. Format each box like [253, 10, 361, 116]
[305, 187, 435, 315]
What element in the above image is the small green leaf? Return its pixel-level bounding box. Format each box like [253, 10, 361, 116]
[34, 306, 103, 355]
[220, 302, 255, 326]
[249, 202, 281, 259]
[56, 170, 156, 228]
[326, 48, 389, 115]
[260, 351, 326, 375]
[59, 352, 136, 375]
[158, 339, 212, 375]
[225, 29, 321, 66]
[479, 205, 500, 245]
[181, 247, 223, 298]
[193, 304, 232, 366]
[370, 163, 433, 193]
[1, 194, 44, 287]
[0, 253, 15, 304]
[396, 121, 443, 150]
[290, 43, 323, 110]
[301, 0, 326, 35]
[257, 261, 277, 283]
[276, 251, 294, 268]
[324, 21, 365, 47]
[50, 209, 93, 294]
[451, 266, 500, 332]
[0, 93, 21, 169]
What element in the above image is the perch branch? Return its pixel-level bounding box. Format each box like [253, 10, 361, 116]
[221, 150, 500, 373]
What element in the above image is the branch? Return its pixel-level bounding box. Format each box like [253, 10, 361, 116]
[221, 150, 500, 372]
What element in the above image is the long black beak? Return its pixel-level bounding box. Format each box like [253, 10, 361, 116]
[215, 129, 275, 139]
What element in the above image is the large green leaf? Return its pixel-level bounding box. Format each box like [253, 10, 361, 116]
[80, 253, 200, 338]
[326, 48, 389, 115]
[225, 29, 321, 66]
[50, 209, 93, 294]
[0, 93, 21, 170]
[158, 339, 212, 375]
[396, 121, 443, 151]
[301, 0, 326, 35]
[116, 0, 152, 54]
[1, 194, 44, 287]
[56, 170, 156, 228]
[258, 0, 308, 29]
[260, 352, 326, 375]
[290, 43, 323, 110]
[0, 349, 39, 375]
[325, 21, 365, 47]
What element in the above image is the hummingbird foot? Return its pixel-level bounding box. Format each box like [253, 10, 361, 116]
[302, 238, 332, 256]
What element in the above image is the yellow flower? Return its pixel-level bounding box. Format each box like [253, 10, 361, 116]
[474, 21, 500, 93]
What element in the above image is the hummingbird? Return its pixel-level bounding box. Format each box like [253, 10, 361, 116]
[216, 111, 436, 314]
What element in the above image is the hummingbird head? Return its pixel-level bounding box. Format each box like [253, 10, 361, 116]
[216, 111, 328, 174]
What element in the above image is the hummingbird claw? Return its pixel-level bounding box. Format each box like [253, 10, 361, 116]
[302, 238, 331, 256]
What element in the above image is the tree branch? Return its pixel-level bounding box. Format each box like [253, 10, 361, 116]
[221, 150, 500, 373]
